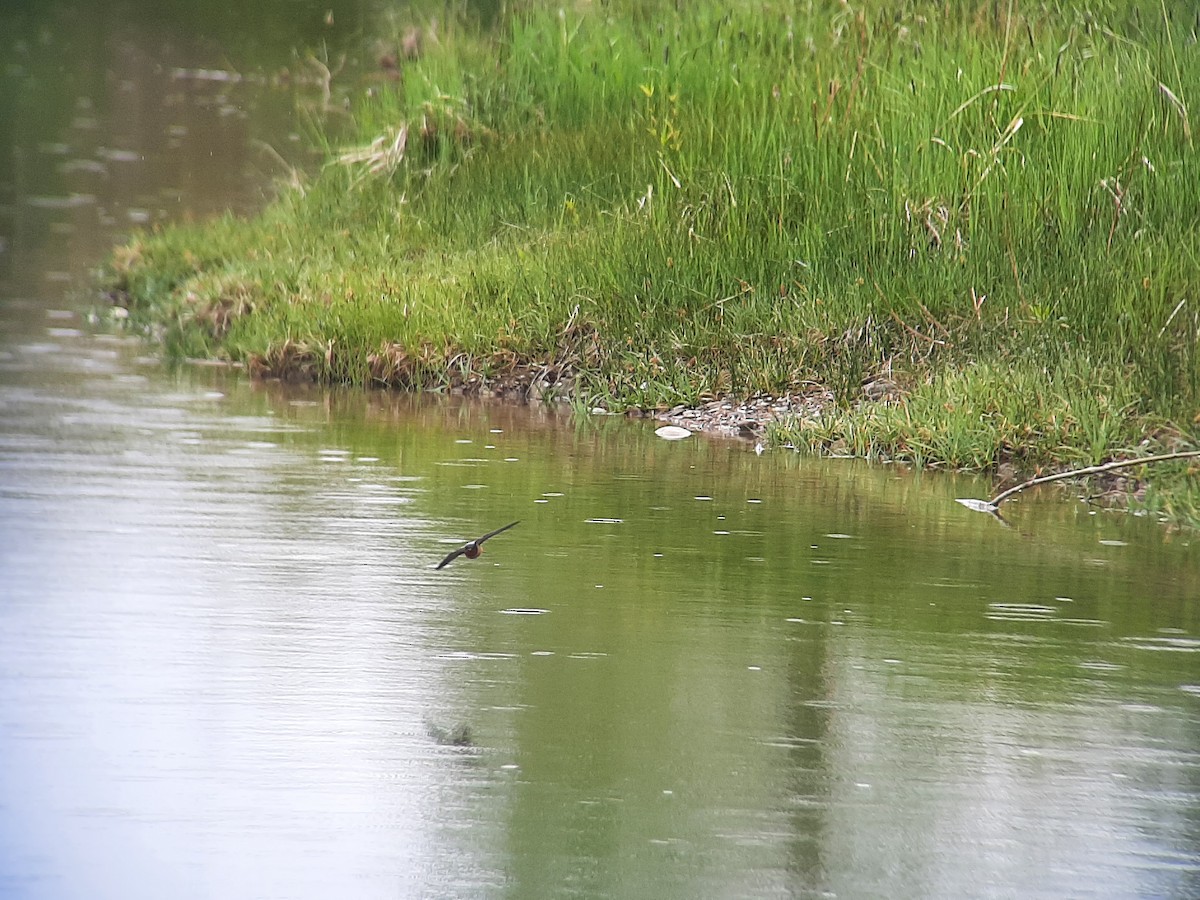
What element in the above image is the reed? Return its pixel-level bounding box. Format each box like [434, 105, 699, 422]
[105, 0, 1200, 524]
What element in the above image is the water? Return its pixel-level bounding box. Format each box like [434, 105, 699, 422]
[2, 4, 1199, 899]
[3, 329, 1199, 900]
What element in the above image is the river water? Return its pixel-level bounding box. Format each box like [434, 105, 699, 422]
[2, 4, 1199, 899]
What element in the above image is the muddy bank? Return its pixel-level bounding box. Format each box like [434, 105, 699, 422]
[190, 351, 1166, 515]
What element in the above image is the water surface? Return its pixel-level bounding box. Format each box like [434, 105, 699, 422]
[2, 326, 1198, 899]
[1, 2, 1198, 899]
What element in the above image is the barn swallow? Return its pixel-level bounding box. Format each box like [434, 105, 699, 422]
[435, 521, 520, 569]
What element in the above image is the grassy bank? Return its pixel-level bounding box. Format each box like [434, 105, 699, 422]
[105, 0, 1199, 524]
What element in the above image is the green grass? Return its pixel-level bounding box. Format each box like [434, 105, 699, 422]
[104, 0, 1200, 525]
[775, 356, 1149, 467]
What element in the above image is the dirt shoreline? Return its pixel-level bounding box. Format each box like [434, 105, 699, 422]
[195, 356, 1155, 512]
[426, 362, 837, 442]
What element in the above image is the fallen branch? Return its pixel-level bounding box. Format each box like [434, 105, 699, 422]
[956, 449, 1200, 517]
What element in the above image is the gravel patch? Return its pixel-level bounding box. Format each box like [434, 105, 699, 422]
[649, 390, 833, 441]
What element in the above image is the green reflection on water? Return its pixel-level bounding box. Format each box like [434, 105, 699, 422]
[237, 378, 1199, 898]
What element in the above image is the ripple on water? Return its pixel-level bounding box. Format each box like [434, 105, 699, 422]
[1118, 635, 1200, 653]
[986, 603, 1059, 622]
[1077, 660, 1124, 672]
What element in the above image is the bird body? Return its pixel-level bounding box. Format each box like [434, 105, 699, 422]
[436, 521, 520, 569]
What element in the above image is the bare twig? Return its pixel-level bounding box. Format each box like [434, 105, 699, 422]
[956, 449, 1200, 515]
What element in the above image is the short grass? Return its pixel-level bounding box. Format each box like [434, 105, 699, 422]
[105, 0, 1200, 525]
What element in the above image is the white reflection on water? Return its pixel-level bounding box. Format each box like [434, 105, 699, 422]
[0, 334, 497, 899]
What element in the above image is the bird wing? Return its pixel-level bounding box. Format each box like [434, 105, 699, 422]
[435, 546, 467, 569]
[476, 520, 520, 544]
[435, 521, 519, 569]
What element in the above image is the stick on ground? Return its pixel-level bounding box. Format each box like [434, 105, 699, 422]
[956, 449, 1200, 516]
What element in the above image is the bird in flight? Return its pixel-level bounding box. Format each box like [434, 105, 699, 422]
[435, 521, 520, 569]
